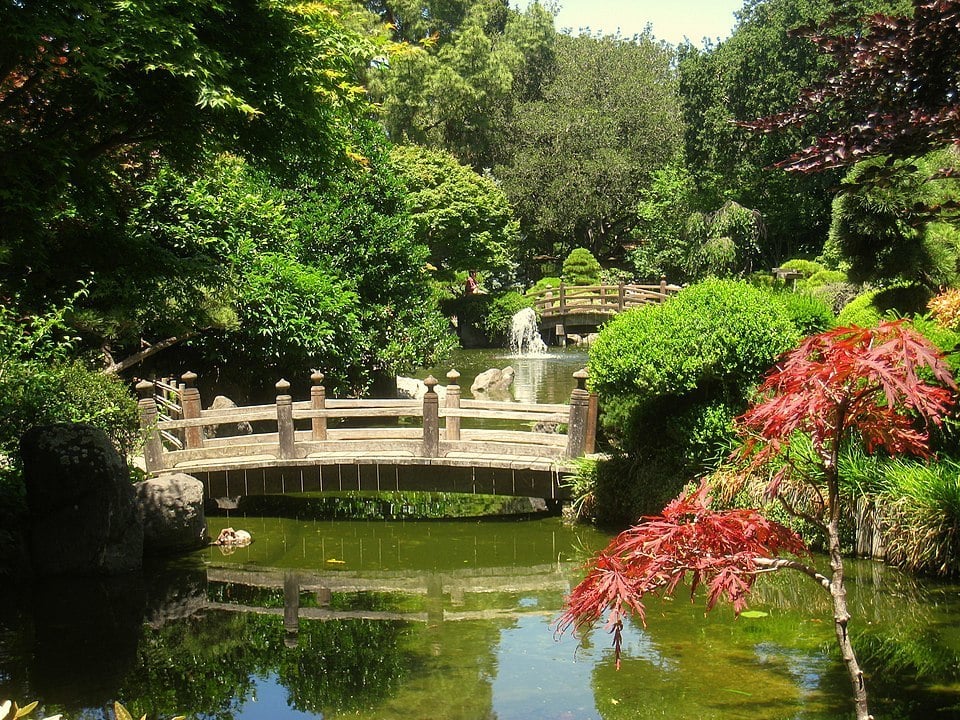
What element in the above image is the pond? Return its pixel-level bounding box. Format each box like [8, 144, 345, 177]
[4, 349, 960, 719]
[3, 516, 960, 719]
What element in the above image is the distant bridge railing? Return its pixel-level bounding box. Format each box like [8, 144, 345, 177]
[136, 369, 598, 476]
[528, 278, 681, 321]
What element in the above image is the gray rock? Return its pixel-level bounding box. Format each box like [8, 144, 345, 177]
[204, 395, 253, 438]
[21, 423, 143, 576]
[135, 473, 207, 554]
[470, 367, 515, 399]
[396, 376, 447, 401]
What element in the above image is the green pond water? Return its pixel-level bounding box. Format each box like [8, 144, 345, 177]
[5, 349, 960, 718]
[4, 514, 960, 719]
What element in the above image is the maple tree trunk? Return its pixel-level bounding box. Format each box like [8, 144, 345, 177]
[826, 469, 873, 720]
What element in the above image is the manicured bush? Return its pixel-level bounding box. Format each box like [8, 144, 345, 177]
[779, 258, 824, 277]
[590, 278, 799, 402]
[562, 248, 602, 285]
[775, 291, 835, 336]
[837, 284, 933, 327]
[587, 279, 801, 521]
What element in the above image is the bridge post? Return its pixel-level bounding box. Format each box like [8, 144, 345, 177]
[137, 380, 164, 473]
[559, 282, 567, 315]
[422, 375, 440, 457]
[586, 391, 599, 455]
[181, 371, 204, 450]
[618, 282, 626, 312]
[660, 275, 668, 300]
[310, 371, 327, 440]
[565, 369, 591, 458]
[445, 370, 461, 441]
[276, 378, 295, 459]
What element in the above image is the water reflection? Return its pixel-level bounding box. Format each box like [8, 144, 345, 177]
[3, 519, 960, 720]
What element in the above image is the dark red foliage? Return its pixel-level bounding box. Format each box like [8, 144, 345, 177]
[743, 1, 960, 172]
[737, 320, 955, 479]
[555, 481, 808, 667]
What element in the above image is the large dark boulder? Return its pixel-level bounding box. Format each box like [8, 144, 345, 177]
[134, 473, 207, 554]
[20, 423, 143, 576]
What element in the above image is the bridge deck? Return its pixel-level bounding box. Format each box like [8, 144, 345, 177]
[139, 368, 596, 499]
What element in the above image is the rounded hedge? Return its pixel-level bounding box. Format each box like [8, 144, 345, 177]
[589, 278, 800, 402]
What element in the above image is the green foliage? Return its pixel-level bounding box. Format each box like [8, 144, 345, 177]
[630, 163, 698, 281]
[836, 289, 886, 327]
[497, 32, 682, 267]
[1, 0, 379, 310]
[837, 284, 933, 328]
[588, 279, 800, 522]
[779, 258, 824, 277]
[388, 144, 519, 279]
[590, 279, 799, 402]
[677, 0, 910, 262]
[0, 297, 139, 574]
[907, 314, 960, 375]
[561, 248, 602, 286]
[825, 149, 960, 289]
[684, 201, 764, 280]
[443, 290, 532, 345]
[372, 1, 555, 168]
[482, 291, 532, 340]
[774, 291, 836, 336]
[527, 277, 561, 295]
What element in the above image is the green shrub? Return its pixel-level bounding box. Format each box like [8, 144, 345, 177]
[837, 284, 933, 327]
[527, 276, 561, 295]
[837, 289, 886, 327]
[482, 291, 533, 341]
[801, 269, 847, 289]
[779, 258, 824, 277]
[775, 291, 835, 336]
[590, 278, 799, 403]
[562, 248, 602, 285]
[587, 279, 800, 522]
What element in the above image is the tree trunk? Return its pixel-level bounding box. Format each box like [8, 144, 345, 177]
[826, 470, 873, 720]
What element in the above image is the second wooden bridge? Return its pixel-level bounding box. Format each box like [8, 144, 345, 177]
[137, 369, 599, 502]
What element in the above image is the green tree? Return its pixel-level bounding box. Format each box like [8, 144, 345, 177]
[561, 248, 602, 285]
[388, 144, 519, 281]
[823, 149, 960, 290]
[497, 32, 682, 268]
[629, 162, 697, 282]
[0, 0, 377, 268]
[684, 201, 765, 280]
[677, 0, 911, 261]
[371, 1, 555, 168]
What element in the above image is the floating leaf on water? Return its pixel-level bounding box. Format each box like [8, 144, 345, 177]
[740, 610, 768, 618]
[326, 558, 346, 564]
[722, 688, 753, 696]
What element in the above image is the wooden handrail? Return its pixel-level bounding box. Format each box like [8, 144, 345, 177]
[138, 368, 598, 475]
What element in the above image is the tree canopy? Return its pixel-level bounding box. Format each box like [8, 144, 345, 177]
[744, 0, 960, 172]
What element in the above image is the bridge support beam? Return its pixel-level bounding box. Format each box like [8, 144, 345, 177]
[310, 371, 327, 440]
[181, 371, 203, 450]
[445, 370, 461, 441]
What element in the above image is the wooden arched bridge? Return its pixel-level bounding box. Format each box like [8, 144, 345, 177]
[528, 278, 680, 341]
[137, 370, 598, 502]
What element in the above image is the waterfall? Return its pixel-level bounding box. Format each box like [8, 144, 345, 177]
[509, 307, 548, 356]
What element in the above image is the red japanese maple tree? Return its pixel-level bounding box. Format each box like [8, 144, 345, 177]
[743, 0, 960, 173]
[558, 321, 955, 720]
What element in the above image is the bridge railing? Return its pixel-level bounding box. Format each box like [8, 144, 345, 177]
[528, 278, 681, 320]
[136, 369, 598, 475]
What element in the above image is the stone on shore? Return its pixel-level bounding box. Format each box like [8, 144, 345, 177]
[135, 473, 207, 554]
[21, 423, 143, 576]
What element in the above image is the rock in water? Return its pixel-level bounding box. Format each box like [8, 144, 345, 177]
[134, 473, 207, 554]
[470, 367, 516, 399]
[20, 423, 143, 575]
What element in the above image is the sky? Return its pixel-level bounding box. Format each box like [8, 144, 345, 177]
[512, 0, 744, 47]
